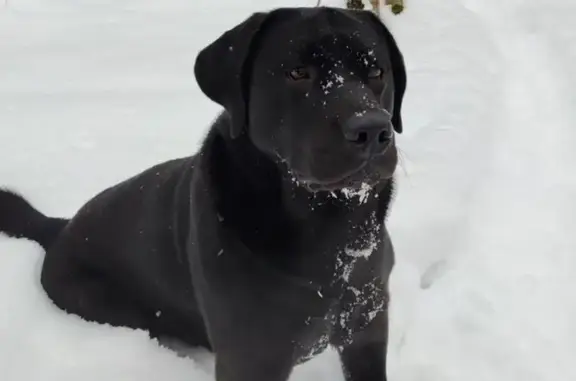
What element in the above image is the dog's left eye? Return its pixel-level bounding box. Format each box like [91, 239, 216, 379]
[287, 67, 311, 81]
[367, 67, 383, 79]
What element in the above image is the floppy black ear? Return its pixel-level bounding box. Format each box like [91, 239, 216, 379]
[354, 11, 407, 134]
[194, 12, 270, 139]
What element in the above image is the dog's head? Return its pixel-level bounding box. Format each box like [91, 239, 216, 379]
[195, 7, 406, 192]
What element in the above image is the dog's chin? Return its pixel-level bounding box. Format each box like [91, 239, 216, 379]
[302, 179, 374, 193]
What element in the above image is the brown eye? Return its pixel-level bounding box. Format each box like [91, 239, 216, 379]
[368, 67, 383, 79]
[287, 67, 311, 81]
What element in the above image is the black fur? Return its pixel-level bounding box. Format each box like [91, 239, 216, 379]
[0, 7, 406, 381]
[0, 189, 68, 249]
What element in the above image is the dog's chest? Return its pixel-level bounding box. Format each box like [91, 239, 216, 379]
[287, 209, 390, 364]
[293, 277, 387, 364]
[332, 220, 388, 338]
[331, 276, 388, 345]
[294, 315, 332, 364]
[294, 242, 388, 363]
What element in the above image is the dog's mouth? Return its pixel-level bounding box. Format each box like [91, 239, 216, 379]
[295, 164, 388, 193]
[280, 144, 398, 193]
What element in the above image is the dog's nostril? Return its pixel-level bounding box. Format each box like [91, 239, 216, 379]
[377, 130, 391, 143]
[356, 132, 369, 144]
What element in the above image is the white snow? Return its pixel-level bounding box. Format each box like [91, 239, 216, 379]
[1, 0, 576, 380]
[340, 182, 372, 204]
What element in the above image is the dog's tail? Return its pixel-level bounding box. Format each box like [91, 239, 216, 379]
[0, 189, 69, 250]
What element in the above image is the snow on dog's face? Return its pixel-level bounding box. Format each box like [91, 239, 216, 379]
[195, 7, 406, 192]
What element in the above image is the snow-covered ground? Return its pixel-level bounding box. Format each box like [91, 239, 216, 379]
[1, 0, 575, 380]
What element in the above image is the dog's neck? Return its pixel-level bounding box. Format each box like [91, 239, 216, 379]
[199, 119, 394, 285]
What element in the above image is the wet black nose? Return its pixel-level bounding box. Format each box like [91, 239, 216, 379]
[342, 111, 393, 155]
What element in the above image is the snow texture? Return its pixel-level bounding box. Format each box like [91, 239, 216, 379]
[1, 0, 576, 380]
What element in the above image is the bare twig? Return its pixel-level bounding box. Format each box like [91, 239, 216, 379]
[370, 0, 380, 16]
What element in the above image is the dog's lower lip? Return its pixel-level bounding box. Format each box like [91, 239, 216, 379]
[304, 179, 375, 192]
[292, 161, 368, 187]
[296, 172, 363, 191]
[299, 170, 382, 192]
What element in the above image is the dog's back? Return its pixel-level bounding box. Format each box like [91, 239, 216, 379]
[0, 155, 210, 345]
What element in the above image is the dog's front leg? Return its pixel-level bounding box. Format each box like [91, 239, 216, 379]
[215, 349, 294, 381]
[337, 312, 389, 381]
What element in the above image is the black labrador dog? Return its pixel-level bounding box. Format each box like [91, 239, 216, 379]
[0, 6, 406, 381]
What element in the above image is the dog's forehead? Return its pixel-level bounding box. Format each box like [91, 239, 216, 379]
[259, 9, 385, 63]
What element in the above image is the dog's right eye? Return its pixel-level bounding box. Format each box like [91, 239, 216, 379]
[287, 67, 311, 81]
